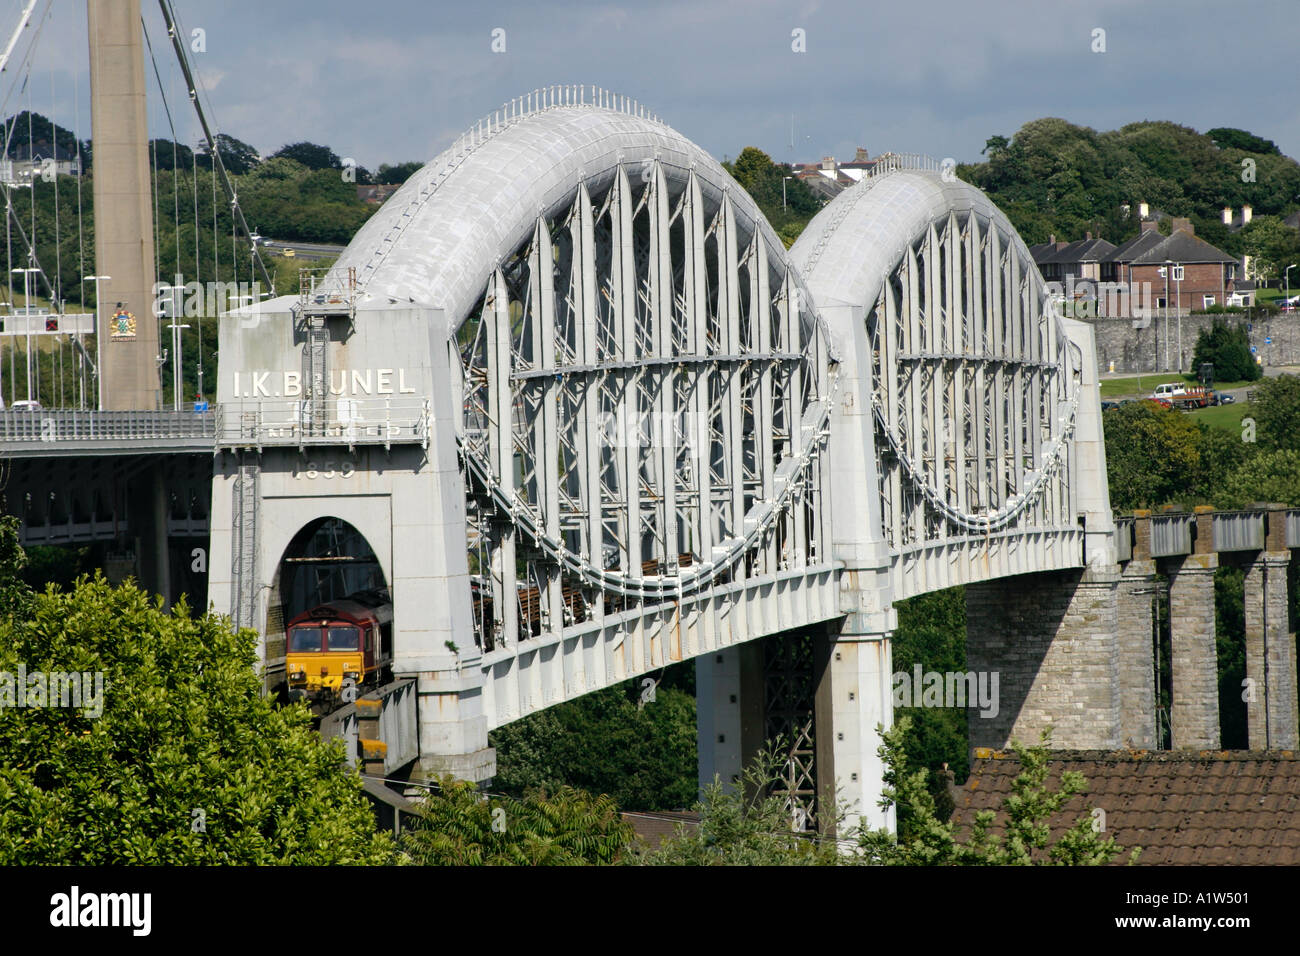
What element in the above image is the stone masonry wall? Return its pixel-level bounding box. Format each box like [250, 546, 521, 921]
[1166, 553, 1220, 749]
[1117, 559, 1158, 748]
[966, 566, 1121, 753]
[1086, 312, 1300, 375]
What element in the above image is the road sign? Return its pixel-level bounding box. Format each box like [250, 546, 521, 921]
[1265, 336, 1272, 344]
[1250, 346, 1257, 354]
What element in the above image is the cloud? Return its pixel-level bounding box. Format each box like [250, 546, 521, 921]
[12, 0, 1300, 172]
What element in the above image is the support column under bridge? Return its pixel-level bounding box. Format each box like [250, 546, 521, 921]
[696, 612, 896, 839]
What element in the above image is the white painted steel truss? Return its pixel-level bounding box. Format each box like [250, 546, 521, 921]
[454, 161, 836, 659]
[871, 207, 1083, 548]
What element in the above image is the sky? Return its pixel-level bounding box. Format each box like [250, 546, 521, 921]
[8, 0, 1300, 172]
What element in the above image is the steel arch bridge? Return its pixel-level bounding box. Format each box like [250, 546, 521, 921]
[210, 86, 1114, 829]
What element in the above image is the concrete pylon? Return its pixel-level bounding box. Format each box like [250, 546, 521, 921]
[88, 0, 160, 409]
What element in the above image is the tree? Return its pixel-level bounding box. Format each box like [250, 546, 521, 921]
[1250, 373, 1300, 452]
[891, 587, 969, 819]
[0, 551, 394, 864]
[637, 746, 846, 865]
[1191, 318, 1262, 383]
[982, 135, 1010, 157]
[1206, 127, 1281, 156]
[148, 139, 195, 171]
[858, 718, 1139, 865]
[1214, 566, 1248, 749]
[1239, 216, 1300, 284]
[377, 161, 423, 185]
[490, 675, 697, 811]
[1219, 449, 1300, 507]
[724, 146, 820, 221]
[199, 133, 261, 175]
[1101, 400, 1205, 509]
[270, 141, 341, 170]
[400, 778, 633, 865]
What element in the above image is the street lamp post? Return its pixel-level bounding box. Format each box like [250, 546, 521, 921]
[12, 267, 39, 402]
[1286, 263, 1296, 310]
[1163, 260, 1170, 370]
[1174, 262, 1183, 372]
[156, 283, 190, 411]
[82, 274, 110, 410]
[783, 175, 793, 210]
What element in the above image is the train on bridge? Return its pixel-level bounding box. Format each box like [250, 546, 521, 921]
[285, 588, 394, 714]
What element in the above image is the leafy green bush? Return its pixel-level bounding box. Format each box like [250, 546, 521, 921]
[1192, 318, 1262, 382]
[0, 518, 393, 864]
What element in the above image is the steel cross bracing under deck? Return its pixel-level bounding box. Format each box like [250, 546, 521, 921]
[454, 161, 835, 655]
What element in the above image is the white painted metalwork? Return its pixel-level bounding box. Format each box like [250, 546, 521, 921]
[792, 162, 1089, 601]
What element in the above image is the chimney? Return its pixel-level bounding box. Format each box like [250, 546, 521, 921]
[1140, 220, 1160, 233]
[1139, 201, 1149, 219]
[1171, 217, 1193, 236]
[1242, 205, 1253, 226]
[820, 156, 835, 171]
[1223, 206, 1233, 225]
[1085, 230, 1093, 241]
[1049, 233, 1055, 244]
[853, 147, 870, 163]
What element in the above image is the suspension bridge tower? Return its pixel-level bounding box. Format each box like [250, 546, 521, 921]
[87, 0, 160, 409]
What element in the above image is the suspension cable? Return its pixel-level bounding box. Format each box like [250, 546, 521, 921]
[156, 0, 273, 295]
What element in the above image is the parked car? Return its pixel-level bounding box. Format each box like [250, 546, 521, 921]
[10, 399, 41, 411]
[1150, 382, 1188, 401]
[1100, 400, 1120, 411]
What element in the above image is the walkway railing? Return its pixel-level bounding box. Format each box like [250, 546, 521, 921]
[0, 399, 432, 453]
[0, 408, 216, 444]
[216, 397, 431, 450]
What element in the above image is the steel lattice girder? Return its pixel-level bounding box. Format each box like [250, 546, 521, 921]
[455, 161, 834, 651]
[868, 207, 1080, 541]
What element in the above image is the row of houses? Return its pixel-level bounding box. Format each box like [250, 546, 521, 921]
[1030, 217, 1255, 317]
[792, 151, 1292, 321]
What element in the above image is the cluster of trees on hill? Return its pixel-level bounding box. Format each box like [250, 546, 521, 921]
[0, 111, 430, 314]
[958, 119, 1300, 280]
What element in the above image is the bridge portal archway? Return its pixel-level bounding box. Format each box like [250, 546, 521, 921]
[272, 516, 387, 625]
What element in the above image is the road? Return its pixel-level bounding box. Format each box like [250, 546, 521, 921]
[1100, 364, 1300, 405]
[263, 240, 346, 262]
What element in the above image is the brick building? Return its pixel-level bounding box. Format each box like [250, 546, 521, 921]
[1125, 217, 1242, 313]
[1033, 218, 1245, 319]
